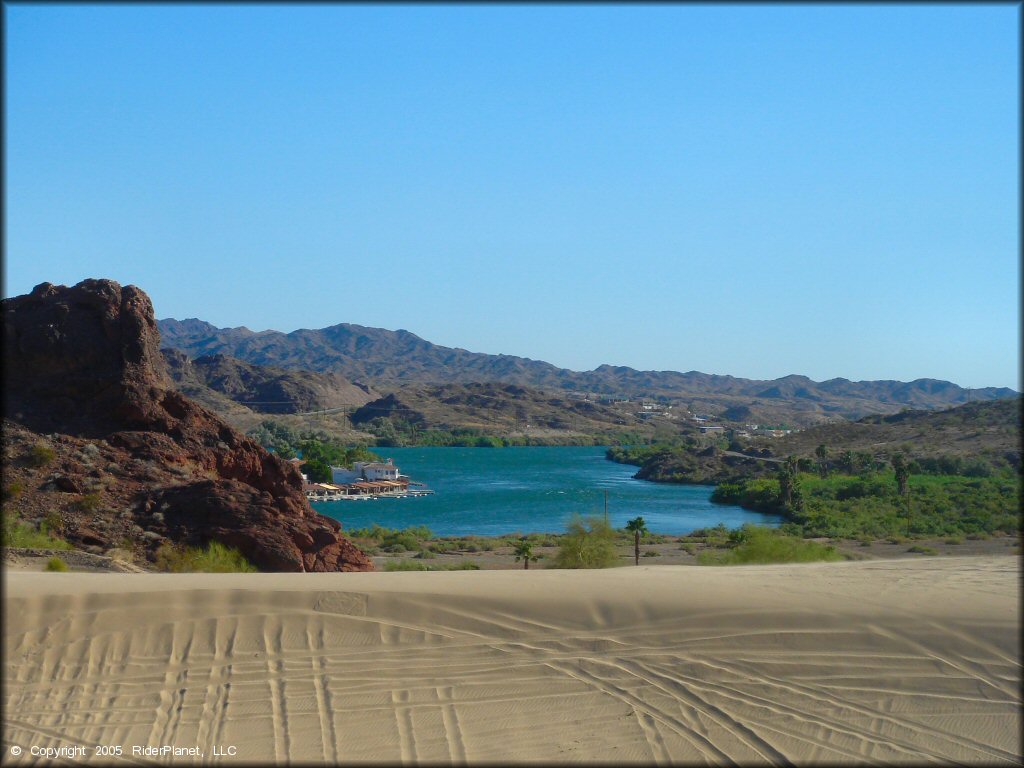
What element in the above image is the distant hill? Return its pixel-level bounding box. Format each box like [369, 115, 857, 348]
[158, 317, 1017, 423]
[352, 382, 657, 437]
[767, 397, 1022, 469]
[613, 397, 1022, 486]
[162, 349, 377, 415]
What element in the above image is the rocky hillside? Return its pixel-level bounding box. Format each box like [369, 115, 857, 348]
[3, 280, 372, 572]
[158, 318, 1017, 422]
[163, 349, 377, 414]
[353, 383, 656, 435]
[767, 397, 1022, 469]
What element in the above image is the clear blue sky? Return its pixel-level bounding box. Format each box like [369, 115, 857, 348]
[5, 4, 1019, 390]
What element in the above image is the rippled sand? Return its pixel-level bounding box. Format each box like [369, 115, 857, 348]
[4, 556, 1019, 764]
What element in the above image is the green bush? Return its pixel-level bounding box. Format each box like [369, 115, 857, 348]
[551, 515, 618, 569]
[696, 526, 842, 566]
[28, 442, 56, 468]
[76, 493, 102, 512]
[155, 541, 258, 573]
[907, 545, 938, 555]
[944, 536, 964, 545]
[3, 481, 24, 502]
[2, 514, 73, 550]
[45, 556, 68, 572]
[348, 524, 432, 553]
[41, 510, 66, 536]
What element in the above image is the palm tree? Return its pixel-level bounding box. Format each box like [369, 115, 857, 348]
[891, 453, 910, 497]
[513, 539, 540, 570]
[777, 464, 793, 508]
[815, 444, 830, 479]
[625, 516, 648, 566]
[837, 450, 855, 475]
[891, 453, 912, 535]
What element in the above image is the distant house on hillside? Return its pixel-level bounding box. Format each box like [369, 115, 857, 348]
[699, 425, 725, 434]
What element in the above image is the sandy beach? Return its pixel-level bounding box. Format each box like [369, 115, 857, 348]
[3, 556, 1020, 765]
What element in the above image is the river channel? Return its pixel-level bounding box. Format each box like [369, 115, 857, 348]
[312, 446, 783, 537]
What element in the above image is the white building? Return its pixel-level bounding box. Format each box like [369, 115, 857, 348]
[354, 459, 400, 481]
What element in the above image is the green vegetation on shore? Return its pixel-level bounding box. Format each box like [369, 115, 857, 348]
[551, 515, 618, 569]
[712, 470, 1019, 539]
[695, 525, 842, 565]
[610, 399, 1021, 543]
[383, 560, 481, 571]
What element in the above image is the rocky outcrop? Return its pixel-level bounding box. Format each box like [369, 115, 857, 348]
[2, 279, 372, 572]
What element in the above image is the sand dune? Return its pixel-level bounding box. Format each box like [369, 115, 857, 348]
[3, 556, 1020, 765]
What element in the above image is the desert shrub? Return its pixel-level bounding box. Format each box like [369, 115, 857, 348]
[76, 493, 102, 512]
[907, 545, 938, 555]
[414, 549, 436, 559]
[3, 481, 24, 501]
[696, 526, 842, 566]
[551, 515, 617, 569]
[944, 536, 964, 545]
[679, 543, 697, 555]
[41, 510, 66, 536]
[384, 560, 480, 572]
[642, 550, 660, 557]
[2, 514, 73, 550]
[28, 442, 56, 468]
[348, 525, 431, 552]
[155, 541, 257, 573]
[384, 559, 429, 571]
[45, 557, 68, 572]
[858, 538, 873, 547]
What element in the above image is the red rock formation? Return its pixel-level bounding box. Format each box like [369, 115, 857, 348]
[2, 279, 372, 572]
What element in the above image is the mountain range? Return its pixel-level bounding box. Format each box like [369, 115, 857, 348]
[157, 318, 1016, 424]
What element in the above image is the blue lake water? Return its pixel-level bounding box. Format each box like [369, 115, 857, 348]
[311, 446, 783, 537]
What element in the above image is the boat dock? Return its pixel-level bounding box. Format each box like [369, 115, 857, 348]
[301, 458, 433, 502]
[304, 481, 434, 502]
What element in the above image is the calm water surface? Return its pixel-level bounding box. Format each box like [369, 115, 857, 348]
[312, 446, 783, 537]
